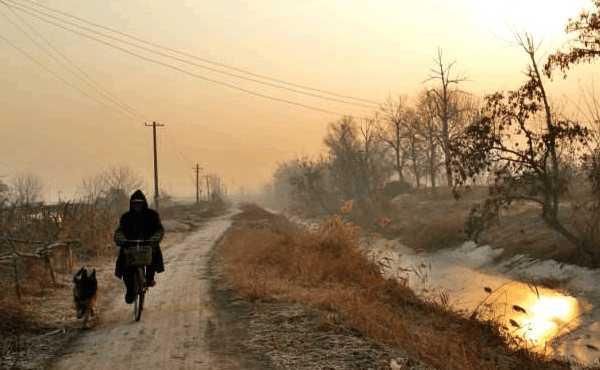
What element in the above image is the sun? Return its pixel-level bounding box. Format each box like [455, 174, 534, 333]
[470, 0, 589, 44]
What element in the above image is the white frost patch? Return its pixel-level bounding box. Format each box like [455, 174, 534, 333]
[430, 241, 503, 269]
[497, 255, 600, 297]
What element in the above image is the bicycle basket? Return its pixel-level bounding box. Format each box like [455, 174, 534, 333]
[123, 245, 153, 266]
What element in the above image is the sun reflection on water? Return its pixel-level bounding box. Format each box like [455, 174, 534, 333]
[370, 239, 595, 363]
[516, 295, 580, 346]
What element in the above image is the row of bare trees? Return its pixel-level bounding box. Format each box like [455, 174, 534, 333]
[378, 82, 478, 189]
[270, 0, 600, 264]
[1, 166, 146, 253]
[0, 165, 148, 211]
[0, 173, 44, 208]
[268, 50, 478, 214]
[79, 166, 145, 211]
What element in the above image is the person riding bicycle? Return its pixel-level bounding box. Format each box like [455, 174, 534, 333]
[114, 189, 165, 304]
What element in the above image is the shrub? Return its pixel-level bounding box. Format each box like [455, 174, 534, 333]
[382, 180, 413, 199]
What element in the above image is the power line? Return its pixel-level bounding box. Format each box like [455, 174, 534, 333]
[161, 129, 197, 186]
[0, 23, 126, 115]
[5, 2, 364, 118]
[10, 6, 143, 119]
[9, 0, 380, 106]
[164, 130, 194, 167]
[0, 2, 140, 119]
[4, 0, 377, 110]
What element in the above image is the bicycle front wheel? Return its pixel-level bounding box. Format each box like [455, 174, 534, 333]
[133, 268, 145, 321]
[135, 289, 146, 321]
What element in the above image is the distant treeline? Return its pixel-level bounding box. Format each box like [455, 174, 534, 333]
[264, 2, 600, 265]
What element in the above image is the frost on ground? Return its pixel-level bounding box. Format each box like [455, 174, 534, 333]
[209, 265, 432, 370]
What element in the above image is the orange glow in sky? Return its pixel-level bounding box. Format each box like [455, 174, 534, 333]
[0, 0, 594, 199]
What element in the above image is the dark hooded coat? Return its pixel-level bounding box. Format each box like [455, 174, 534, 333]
[114, 190, 165, 278]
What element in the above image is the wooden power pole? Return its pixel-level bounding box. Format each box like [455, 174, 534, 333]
[194, 164, 202, 204]
[145, 121, 165, 210]
[205, 175, 211, 201]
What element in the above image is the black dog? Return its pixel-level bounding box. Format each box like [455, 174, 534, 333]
[73, 267, 98, 327]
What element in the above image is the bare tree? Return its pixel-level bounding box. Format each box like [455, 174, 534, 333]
[360, 117, 377, 195]
[80, 173, 106, 203]
[0, 179, 9, 208]
[10, 173, 44, 206]
[324, 116, 364, 199]
[274, 156, 333, 214]
[101, 166, 144, 196]
[324, 116, 392, 201]
[416, 90, 443, 188]
[426, 49, 467, 187]
[379, 96, 410, 183]
[207, 174, 227, 201]
[79, 166, 144, 210]
[454, 35, 592, 259]
[360, 116, 392, 194]
[404, 107, 426, 188]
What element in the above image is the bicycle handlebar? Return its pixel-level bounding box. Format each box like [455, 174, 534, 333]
[118, 239, 154, 247]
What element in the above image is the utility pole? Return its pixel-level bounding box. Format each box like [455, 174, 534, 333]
[205, 175, 211, 202]
[145, 121, 165, 210]
[194, 164, 202, 205]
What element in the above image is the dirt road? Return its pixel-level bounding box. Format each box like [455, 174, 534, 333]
[51, 214, 245, 370]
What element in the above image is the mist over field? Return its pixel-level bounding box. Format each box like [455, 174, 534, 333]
[0, 0, 595, 201]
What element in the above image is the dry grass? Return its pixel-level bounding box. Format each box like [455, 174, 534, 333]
[0, 203, 116, 259]
[480, 209, 577, 263]
[377, 187, 479, 252]
[0, 202, 115, 306]
[217, 204, 572, 370]
[0, 282, 72, 370]
[0, 299, 35, 364]
[400, 209, 467, 253]
[0, 297, 37, 335]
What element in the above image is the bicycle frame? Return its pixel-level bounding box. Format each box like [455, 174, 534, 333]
[122, 239, 152, 321]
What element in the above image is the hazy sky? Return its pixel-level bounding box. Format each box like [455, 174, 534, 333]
[0, 0, 596, 200]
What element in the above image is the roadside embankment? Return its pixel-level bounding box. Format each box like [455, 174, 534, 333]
[212, 204, 575, 370]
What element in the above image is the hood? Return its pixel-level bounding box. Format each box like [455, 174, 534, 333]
[130, 189, 148, 210]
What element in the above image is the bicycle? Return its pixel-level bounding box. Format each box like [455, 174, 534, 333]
[121, 239, 153, 321]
